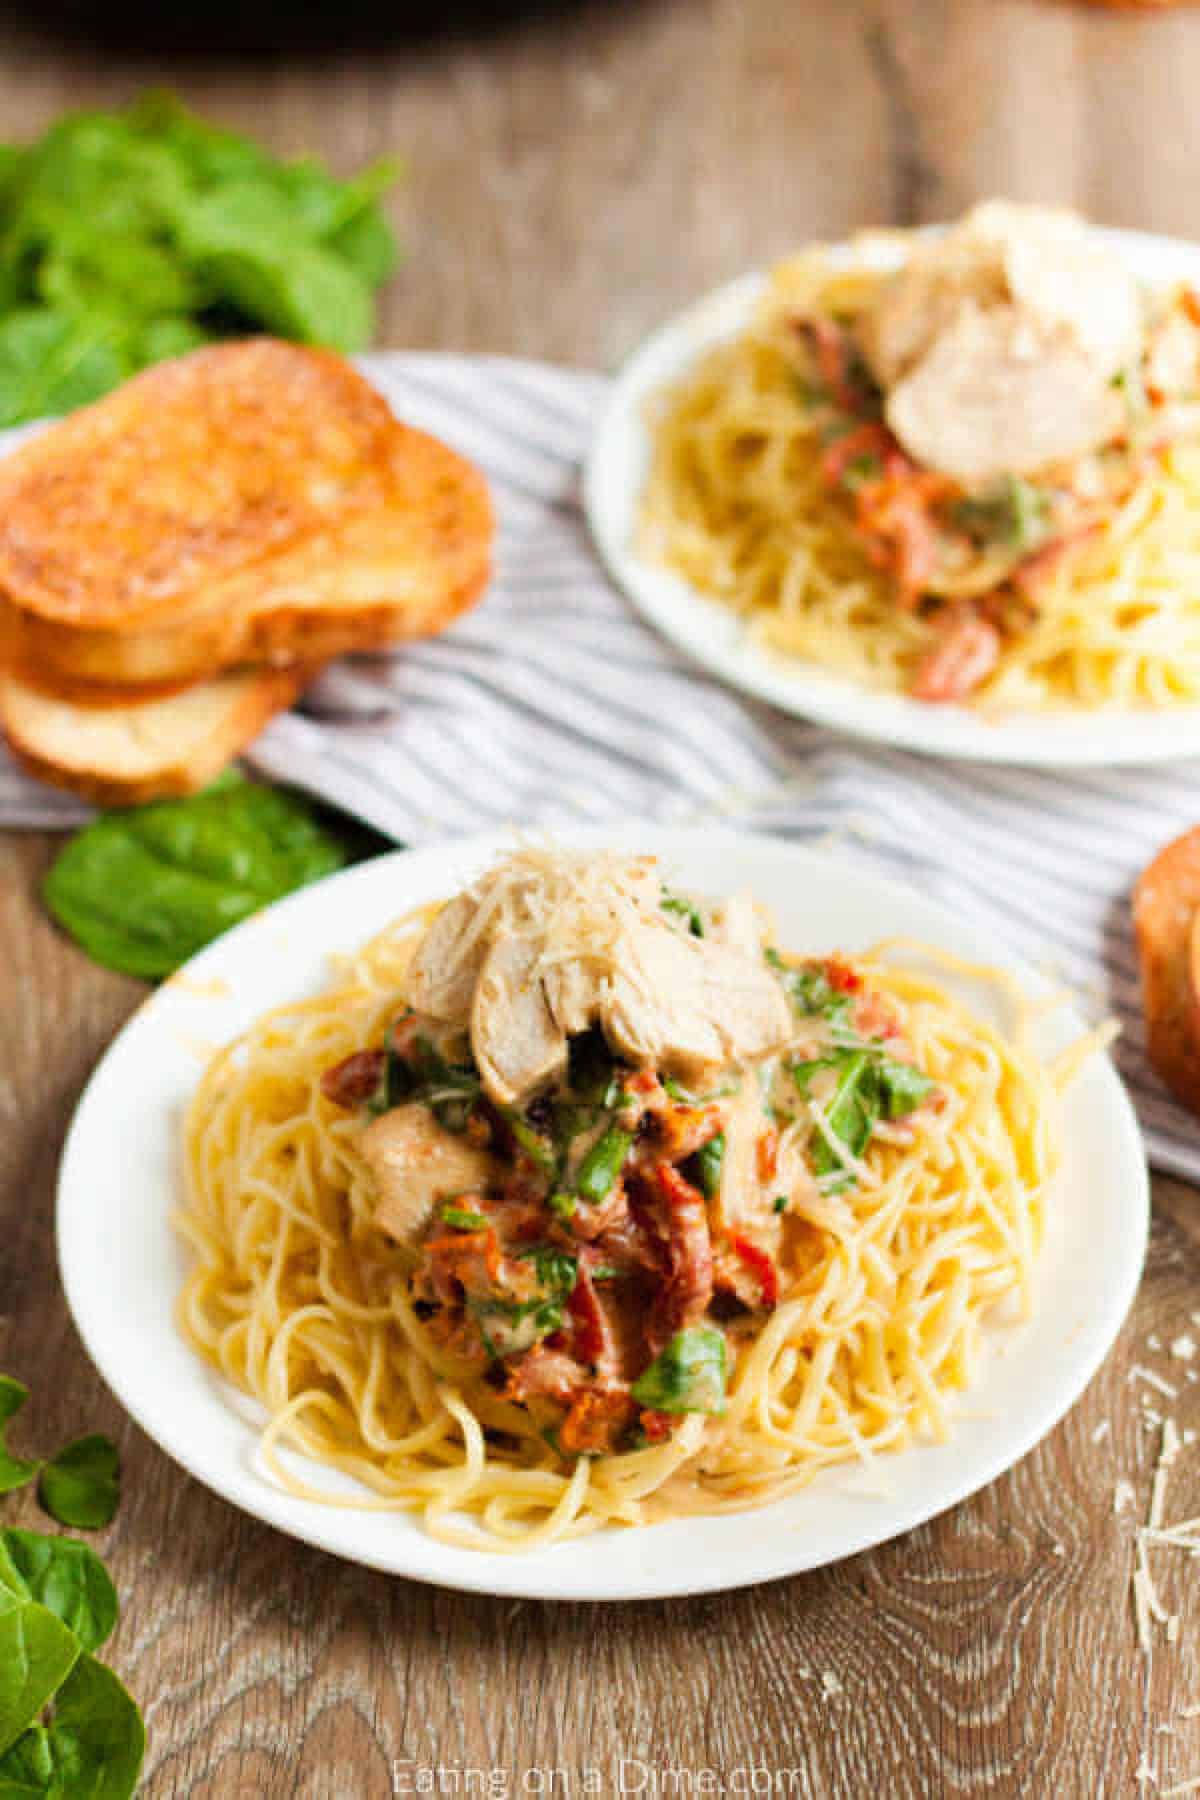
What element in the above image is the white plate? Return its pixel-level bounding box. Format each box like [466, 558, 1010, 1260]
[57, 827, 1148, 1600]
[585, 228, 1200, 766]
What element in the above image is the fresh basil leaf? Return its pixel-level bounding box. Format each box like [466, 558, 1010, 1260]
[0, 1651, 145, 1799]
[43, 774, 349, 980]
[37, 1439, 119, 1532]
[631, 1328, 728, 1416]
[0, 1534, 117, 1655]
[0, 1598, 80, 1761]
[0, 1380, 38, 1495]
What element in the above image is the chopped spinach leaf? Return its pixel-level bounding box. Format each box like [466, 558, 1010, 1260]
[878, 1057, 935, 1119]
[842, 452, 882, 489]
[631, 1328, 728, 1416]
[575, 1126, 633, 1205]
[661, 889, 705, 937]
[439, 1207, 489, 1232]
[517, 1246, 578, 1295]
[766, 950, 854, 1027]
[503, 1107, 557, 1172]
[689, 1132, 726, 1200]
[795, 1043, 934, 1186]
[953, 475, 1051, 552]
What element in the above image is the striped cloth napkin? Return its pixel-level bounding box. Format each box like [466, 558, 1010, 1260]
[3, 351, 1200, 1180]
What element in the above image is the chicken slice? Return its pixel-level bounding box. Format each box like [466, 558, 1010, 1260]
[406, 890, 491, 1028]
[709, 888, 766, 958]
[885, 303, 1123, 484]
[359, 1103, 499, 1245]
[863, 202, 1140, 391]
[602, 921, 791, 1078]
[542, 956, 603, 1037]
[707, 1076, 782, 1244]
[471, 933, 568, 1106]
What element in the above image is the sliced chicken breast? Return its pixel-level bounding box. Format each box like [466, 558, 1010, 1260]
[359, 1103, 499, 1244]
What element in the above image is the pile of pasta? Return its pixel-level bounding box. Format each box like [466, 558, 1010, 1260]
[176, 909, 1086, 1552]
[641, 251, 1200, 710]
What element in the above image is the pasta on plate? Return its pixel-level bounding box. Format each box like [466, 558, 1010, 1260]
[641, 203, 1200, 710]
[177, 848, 1102, 1550]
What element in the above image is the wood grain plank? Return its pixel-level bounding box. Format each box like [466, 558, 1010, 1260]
[2, 1, 1200, 1791]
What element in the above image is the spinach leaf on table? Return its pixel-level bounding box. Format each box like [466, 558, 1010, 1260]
[37, 1440, 120, 1534]
[0, 1592, 80, 1761]
[0, 312, 127, 428]
[43, 772, 351, 980]
[0, 91, 402, 425]
[0, 1533, 117, 1654]
[0, 1652, 144, 1799]
[0, 1380, 39, 1496]
[0, 1380, 144, 1797]
[171, 181, 375, 350]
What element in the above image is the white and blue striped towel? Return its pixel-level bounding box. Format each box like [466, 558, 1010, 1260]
[3, 352, 1200, 1181]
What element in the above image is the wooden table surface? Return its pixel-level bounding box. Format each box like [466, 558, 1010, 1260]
[4, 1, 1200, 1793]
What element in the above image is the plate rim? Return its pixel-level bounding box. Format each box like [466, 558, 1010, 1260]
[55, 826, 1150, 1600]
[584, 225, 1200, 768]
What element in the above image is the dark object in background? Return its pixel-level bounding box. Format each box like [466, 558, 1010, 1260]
[0, 0, 588, 54]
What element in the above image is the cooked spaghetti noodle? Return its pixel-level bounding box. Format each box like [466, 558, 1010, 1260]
[177, 868, 1097, 1552]
[640, 236, 1200, 709]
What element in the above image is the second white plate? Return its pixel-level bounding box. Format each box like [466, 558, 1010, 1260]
[584, 229, 1200, 766]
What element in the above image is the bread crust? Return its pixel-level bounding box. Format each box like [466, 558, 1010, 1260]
[0, 339, 494, 690]
[1133, 825, 1200, 1113]
[0, 663, 316, 805]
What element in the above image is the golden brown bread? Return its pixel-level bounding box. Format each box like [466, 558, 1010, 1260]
[0, 661, 316, 805]
[1133, 825, 1200, 1114]
[0, 339, 494, 689]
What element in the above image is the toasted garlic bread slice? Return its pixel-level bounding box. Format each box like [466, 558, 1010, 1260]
[1133, 824, 1200, 1114]
[0, 663, 314, 806]
[0, 339, 493, 689]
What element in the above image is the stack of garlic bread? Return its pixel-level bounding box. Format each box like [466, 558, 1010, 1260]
[0, 339, 493, 803]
